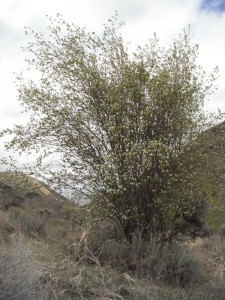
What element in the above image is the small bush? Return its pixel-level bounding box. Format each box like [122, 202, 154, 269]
[0, 210, 17, 242]
[0, 193, 24, 210]
[25, 191, 40, 198]
[63, 223, 205, 288]
[201, 235, 225, 283]
[10, 209, 47, 238]
[36, 208, 56, 217]
[158, 242, 204, 287]
[0, 237, 49, 300]
[45, 217, 76, 242]
[219, 225, 225, 237]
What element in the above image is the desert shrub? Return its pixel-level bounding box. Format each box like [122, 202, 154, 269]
[59, 205, 74, 220]
[157, 242, 204, 287]
[201, 235, 225, 282]
[23, 196, 62, 212]
[10, 209, 47, 238]
[2, 14, 220, 244]
[25, 191, 40, 198]
[0, 187, 25, 210]
[21, 214, 46, 237]
[45, 217, 76, 242]
[0, 237, 49, 300]
[185, 235, 225, 299]
[3, 196, 24, 210]
[84, 221, 123, 253]
[130, 234, 205, 287]
[62, 222, 205, 287]
[0, 210, 17, 242]
[219, 225, 225, 237]
[58, 204, 86, 225]
[36, 208, 56, 217]
[0, 180, 25, 210]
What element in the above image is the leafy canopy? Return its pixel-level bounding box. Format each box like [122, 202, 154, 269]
[1, 14, 219, 242]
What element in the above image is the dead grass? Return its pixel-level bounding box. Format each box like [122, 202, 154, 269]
[0, 235, 49, 300]
[2, 206, 225, 299]
[0, 210, 18, 242]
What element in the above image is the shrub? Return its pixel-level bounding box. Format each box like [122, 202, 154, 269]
[201, 235, 225, 282]
[157, 242, 204, 287]
[10, 209, 47, 238]
[0, 210, 17, 242]
[0, 237, 49, 300]
[63, 223, 205, 288]
[130, 234, 205, 287]
[2, 14, 219, 243]
[0, 183, 25, 210]
[45, 217, 76, 242]
[36, 208, 56, 217]
[63, 221, 132, 269]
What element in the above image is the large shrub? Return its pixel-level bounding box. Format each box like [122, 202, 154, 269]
[1, 14, 219, 242]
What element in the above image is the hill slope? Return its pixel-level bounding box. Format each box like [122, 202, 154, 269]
[0, 172, 81, 221]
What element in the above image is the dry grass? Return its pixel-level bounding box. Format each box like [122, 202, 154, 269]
[0, 210, 18, 242]
[0, 235, 49, 300]
[57, 223, 225, 299]
[8, 208, 47, 238]
[43, 230, 159, 300]
[2, 206, 225, 299]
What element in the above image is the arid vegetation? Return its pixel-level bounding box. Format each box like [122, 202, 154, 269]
[0, 177, 225, 299]
[1, 14, 225, 299]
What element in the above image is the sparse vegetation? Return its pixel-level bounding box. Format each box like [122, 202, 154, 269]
[0, 182, 225, 299]
[0, 236, 49, 300]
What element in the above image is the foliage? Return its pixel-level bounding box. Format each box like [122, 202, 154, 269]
[0, 14, 220, 242]
[194, 122, 225, 232]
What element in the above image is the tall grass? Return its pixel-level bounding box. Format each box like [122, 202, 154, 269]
[0, 236, 49, 300]
[2, 208, 225, 299]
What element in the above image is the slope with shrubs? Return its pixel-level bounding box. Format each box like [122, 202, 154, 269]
[1, 199, 225, 299]
[0, 172, 225, 299]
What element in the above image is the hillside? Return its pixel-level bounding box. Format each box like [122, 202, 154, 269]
[0, 171, 85, 223]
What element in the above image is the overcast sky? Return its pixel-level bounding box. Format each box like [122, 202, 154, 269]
[1, 0, 225, 149]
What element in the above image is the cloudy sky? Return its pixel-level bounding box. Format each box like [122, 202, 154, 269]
[0, 0, 225, 143]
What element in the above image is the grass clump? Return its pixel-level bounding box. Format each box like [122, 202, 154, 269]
[154, 242, 204, 287]
[0, 236, 49, 300]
